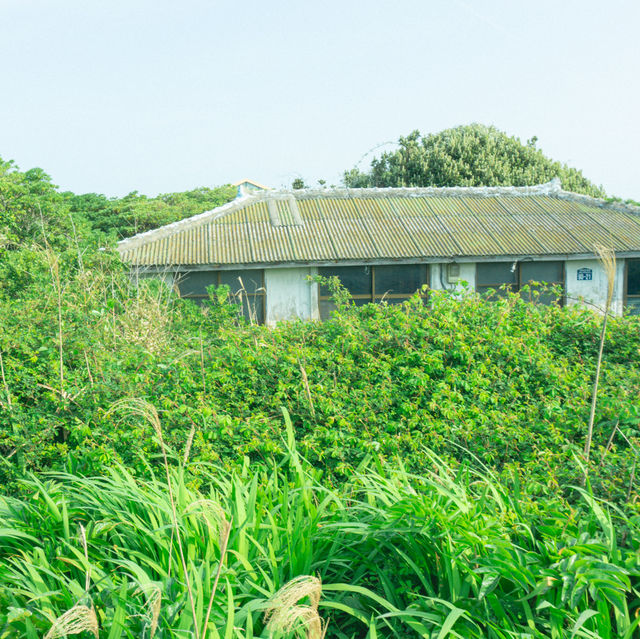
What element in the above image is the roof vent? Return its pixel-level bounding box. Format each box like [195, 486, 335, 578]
[267, 199, 281, 226]
[288, 196, 303, 225]
[266, 194, 304, 227]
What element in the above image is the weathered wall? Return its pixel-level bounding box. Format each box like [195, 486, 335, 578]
[565, 258, 625, 315]
[265, 267, 318, 326]
[141, 257, 628, 322]
[429, 262, 476, 293]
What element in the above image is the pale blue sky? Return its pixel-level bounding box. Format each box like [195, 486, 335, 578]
[1, 0, 638, 199]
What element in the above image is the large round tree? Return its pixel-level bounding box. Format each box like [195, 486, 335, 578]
[343, 124, 604, 197]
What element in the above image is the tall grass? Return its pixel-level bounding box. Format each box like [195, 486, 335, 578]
[1, 410, 639, 638]
[584, 245, 617, 479]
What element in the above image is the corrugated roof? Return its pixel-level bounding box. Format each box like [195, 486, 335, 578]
[118, 181, 640, 267]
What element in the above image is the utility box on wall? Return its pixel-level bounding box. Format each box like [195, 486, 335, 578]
[447, 263, 461, 283]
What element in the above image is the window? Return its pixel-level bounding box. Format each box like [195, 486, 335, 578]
[318, 264, 429, 319]
[177, 269, 265, 323]
[626, 259, 640, 315]
[476, 260, 564, 305]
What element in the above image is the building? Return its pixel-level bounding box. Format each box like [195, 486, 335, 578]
[232, 178, 271, 196]
[117, 179, 640, 324]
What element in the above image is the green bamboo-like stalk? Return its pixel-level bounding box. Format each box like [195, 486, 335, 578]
[1, 427, 638, 639]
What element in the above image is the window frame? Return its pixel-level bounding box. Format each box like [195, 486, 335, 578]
[476, 260, 565, 305]
[318, 263, 430, 314]
[177, 269, 266, 322]
[624, 258, 640, 314]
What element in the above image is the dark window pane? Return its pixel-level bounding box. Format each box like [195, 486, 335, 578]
[220, 269, 263, 295]
[628, 260, 640, 296]
[375, 296, 412, 305]
[477, 285, 510, 298]
[476, 263, 516, 287]
[239, 294, 264, 324]
[521, 261, 563, 284]
[627, 298, 640, 315]
[520, 261, 564, 306]
[520, 288, 561, 306]
[374, 265, 427, 296]
[318, 266, 371, 296]
[319, 298, 337, 320]
[178, 271, 218, 296]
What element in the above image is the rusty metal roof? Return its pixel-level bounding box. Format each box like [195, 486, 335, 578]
[117, 180, 640, 268]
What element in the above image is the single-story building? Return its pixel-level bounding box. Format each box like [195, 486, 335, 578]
[117, 179, 640, 324]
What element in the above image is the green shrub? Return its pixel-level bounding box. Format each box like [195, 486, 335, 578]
[1, 265, 639, 507]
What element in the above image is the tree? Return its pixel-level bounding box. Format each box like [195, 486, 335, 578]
[343, 124, 605, 197]
[0, 159, 80, 250]
[64, 185, 236, 239]
[0, 155, 236, 297]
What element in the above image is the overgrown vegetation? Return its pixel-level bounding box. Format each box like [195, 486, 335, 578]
[1, 266, 639, 507]
[3, 408, 640, 638]
[1, 150, 640, 637]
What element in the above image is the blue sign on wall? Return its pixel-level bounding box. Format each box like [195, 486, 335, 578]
[577, 268, 593, 281]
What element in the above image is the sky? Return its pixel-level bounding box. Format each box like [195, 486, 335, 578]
[1, 0, 639, 199]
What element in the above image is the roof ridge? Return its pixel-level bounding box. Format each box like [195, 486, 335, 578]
[552, 189, 640, 216]
[117, 192, 260, 250]
[285, 179, 564, 199]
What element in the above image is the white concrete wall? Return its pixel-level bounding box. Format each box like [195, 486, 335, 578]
[265, 267, 318, 326]
[429, 262, 476, 293]
[565, 258, 625, 315]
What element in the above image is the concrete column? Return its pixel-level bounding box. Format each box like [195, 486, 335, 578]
[565, 258, 625, 315]
[430, 262, 476, 293]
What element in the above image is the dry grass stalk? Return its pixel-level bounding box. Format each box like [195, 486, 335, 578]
[107, 399, 200, 639]
[44, 605, 99, 639]
[119, 281, 172, 354]
[597, 245, 616, 308]
[135, 583, 162, 638]
[83, 349, 95, 387]
[0, 349, 12, 411]
[183, 425, 196, 465]
[185, 499, 227, 542]
[584, 246, 616, 481]
[0, 349, 21, 465]
[299, 365, 316, 420]
[147, 588, 162, 638]
[199, 330, 206, 396]
[201, 514, 233, 639]
[43, 248, 65, 398]
[628, 456, 638, 502]
[235, 277, 252, 326]
[264, 576, 326, 639]
[68, 212, 84, 273]
[598, 421, 620, 470]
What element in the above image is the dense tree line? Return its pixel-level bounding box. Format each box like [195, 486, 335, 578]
[0, 157, 235, 295]
[0, 156, 235, 250]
